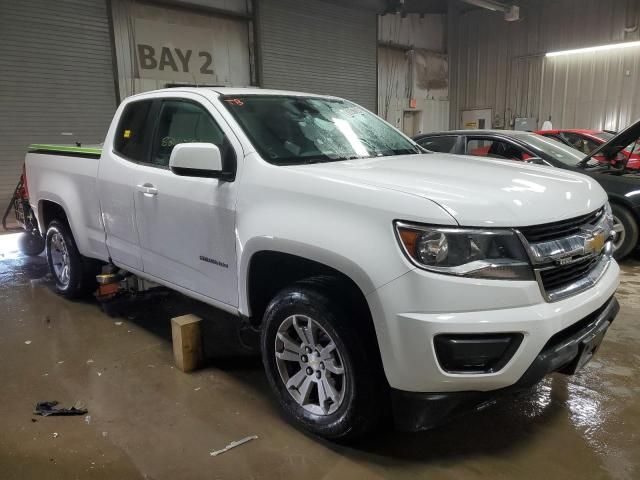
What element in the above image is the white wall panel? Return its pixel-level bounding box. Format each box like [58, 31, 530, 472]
[111, 0, 251, 100]
[449, 0, 640, 130]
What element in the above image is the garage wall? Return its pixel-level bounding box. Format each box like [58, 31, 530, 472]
[257, 0, 377, 111]
[448, 0, 640, 130]
[0, 0, 118, 214]
[378, 13, 449, 135]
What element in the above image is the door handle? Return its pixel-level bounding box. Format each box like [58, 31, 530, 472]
[136, 183, 158, 197]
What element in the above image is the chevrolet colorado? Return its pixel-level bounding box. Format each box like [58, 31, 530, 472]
[23, 88, 619, 440]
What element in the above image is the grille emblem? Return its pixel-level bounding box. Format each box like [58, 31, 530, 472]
[584, 231, 606, 254]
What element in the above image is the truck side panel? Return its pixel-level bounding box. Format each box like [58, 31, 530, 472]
[26, 152, 109, 262]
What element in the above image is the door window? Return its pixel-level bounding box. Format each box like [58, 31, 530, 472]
[114, 100, 154, 162]
[417, 136, 457, 153]
[467, 138, 529, 161]
[152, 100, 227, 167]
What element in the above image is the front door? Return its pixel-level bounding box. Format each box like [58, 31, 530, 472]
[133, 95, 241, 307]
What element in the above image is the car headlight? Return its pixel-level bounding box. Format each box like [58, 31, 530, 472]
[395, 222, 534, 280]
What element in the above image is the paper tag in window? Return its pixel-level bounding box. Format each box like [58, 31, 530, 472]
[124, 129, 132, 138]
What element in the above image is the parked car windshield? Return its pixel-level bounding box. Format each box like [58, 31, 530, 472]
[592, 131, 615, 142]
[221, 95, 421, 165]
[523, 133, 596, 166]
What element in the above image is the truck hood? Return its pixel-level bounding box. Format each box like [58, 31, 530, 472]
[293, 153, 606, 227]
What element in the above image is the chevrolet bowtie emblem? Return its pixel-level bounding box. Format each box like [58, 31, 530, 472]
[584, 231, 606, 254]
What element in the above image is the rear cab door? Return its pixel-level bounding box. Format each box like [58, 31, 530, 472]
[98, 98, 156, 271]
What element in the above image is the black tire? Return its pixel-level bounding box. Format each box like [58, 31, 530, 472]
[18, 232, 45, 256]
[261, 277, 385, 442]
[611, 203, 639, 260]
[45, 220, 99, 298]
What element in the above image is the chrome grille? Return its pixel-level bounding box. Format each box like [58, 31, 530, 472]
[538, 255, 601, 292]
[518, 207, 614, 302]
[519, 208, 604, 243]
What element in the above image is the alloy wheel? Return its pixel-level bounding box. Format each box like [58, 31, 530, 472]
[50, 232, 71, 288]
[612, 214, 626, 251]
[274, 314, 347, 416]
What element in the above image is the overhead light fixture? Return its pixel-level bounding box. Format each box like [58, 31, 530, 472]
[546, 40, 640, 57]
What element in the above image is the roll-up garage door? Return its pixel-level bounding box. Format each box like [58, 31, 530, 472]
[0, 0, 118, 218]
[258, 0, 377, 112]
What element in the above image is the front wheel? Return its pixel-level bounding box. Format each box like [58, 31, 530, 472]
[45, 220, 99, 298]
[261, 278, 384, 441]
[611, 204, 639, 260]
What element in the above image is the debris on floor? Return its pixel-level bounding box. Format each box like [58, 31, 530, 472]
[24, 340, 31, 345]
[34, 401, 88, 417]
[209, 435, 258, 457]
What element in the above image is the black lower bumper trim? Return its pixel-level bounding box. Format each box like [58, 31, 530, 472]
[392, 295, 620, 432]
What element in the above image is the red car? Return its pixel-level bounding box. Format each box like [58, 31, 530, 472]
[536, 129, 640, 169]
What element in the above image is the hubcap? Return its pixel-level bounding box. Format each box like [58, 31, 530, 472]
[612, 215, 625, 251]
[50, 232, 71, 287]
[274, 315, 346, 416]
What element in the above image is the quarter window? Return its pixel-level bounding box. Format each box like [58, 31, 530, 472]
[114, 100, 153, 162]
[152, 100, 227, 167]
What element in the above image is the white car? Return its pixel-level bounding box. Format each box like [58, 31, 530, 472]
[22, 87, 619, 440]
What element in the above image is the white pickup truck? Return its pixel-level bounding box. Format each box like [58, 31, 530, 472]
[23, 87, 619, 440]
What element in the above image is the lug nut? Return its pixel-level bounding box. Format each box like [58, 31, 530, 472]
[301, 355, 308, 363]
[315, 371, 322, 379]
[306, 367, 313, 375]
[320, 362, 325, 370]
[305, 346, 312, 354]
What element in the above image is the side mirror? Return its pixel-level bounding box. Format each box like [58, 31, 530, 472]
[525, 157, 546, 165]
[169, 143, 232, 180]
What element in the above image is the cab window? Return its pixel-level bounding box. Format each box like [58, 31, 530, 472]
[114, 100, 154, 162]
[152, 100, 228, 167]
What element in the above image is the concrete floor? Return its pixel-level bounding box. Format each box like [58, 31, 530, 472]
[0, 233, 639, 480]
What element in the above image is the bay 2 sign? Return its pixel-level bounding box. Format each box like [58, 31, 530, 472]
[133, 18, 246, 84]
[137, 44, 214, 76]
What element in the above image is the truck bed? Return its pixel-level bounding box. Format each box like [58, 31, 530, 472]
[25, 144, 109, 262]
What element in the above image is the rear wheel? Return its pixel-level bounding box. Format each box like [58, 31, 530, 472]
[261, 277, 384, 441]
[18, 231, 45, 256]
[45, 220, 99, 298]
[611, 203, 639, 260]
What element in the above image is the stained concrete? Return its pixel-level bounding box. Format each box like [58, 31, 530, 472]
[0, 233, 638, 480]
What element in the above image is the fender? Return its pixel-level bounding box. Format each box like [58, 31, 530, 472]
[238, 236, 382, 317]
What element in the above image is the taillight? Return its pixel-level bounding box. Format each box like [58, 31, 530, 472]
[21, 164, 30, 199]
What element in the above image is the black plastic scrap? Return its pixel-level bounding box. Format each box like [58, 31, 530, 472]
[34, 401, 88, 417]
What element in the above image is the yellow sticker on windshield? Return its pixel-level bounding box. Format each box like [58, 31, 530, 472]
[124, 129, 131, 138]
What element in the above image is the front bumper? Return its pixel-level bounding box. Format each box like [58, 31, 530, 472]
[367, 257, 620, 392]
[391, 295, 619, 431]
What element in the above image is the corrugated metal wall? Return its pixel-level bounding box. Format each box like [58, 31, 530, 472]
[0, 0, 117, 214]
[257, 0, 377, 111]
[449, 0, 640, 130]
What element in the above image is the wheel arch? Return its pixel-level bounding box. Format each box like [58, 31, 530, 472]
[607, 194, 640, 222]
[240, 238, 378, 326]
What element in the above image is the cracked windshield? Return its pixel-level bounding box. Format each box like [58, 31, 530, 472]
[222, 95, 421, 165]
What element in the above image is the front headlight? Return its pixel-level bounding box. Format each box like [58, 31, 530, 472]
[395, 222, 534, 280]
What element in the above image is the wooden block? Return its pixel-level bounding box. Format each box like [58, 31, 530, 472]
[171, 314, 203, 373]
